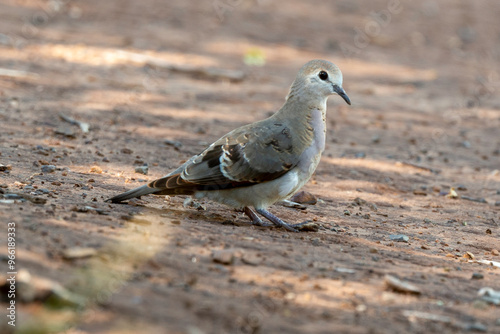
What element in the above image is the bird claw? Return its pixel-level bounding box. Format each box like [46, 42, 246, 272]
[253, 221, 274, 227]
[254, 208, 319, 232]
[279, 200, 307, 210]
[274, 221, 299, 233]
[243, 208, 319, 232]
[290, 220, 320, 232]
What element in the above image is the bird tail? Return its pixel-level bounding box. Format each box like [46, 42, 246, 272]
[106, 184, 158, 203]
[107, 173, 196, 203]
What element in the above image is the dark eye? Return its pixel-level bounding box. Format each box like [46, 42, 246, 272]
[318, 71, 328, 80]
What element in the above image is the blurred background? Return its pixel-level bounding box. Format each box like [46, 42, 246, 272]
[1, 1, 499, 333]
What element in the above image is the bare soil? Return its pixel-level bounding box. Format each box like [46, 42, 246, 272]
[0, 1, 499, 333]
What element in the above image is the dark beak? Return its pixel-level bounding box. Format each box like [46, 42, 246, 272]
[333, 85, 351, 105]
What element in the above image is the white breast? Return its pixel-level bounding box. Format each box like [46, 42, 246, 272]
[278, 169, 300, 197]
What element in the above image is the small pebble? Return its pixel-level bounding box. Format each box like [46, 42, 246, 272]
[478, 287, 500, 306]
[311, 237, 321, 246]
[0, 199, 15, 204]
[492, 249, 499, 256]
[135, 165, 148, 175]
[89, 166, 102, 174]
[0, 164, 12, 171]
[4, 194, 23, 200]
[62, 247, 97, 260]
[461, 196, 487, 204]
[121, 148, 133, 154]
[294, 222, 319, 232]
[457, 26, 476, 44]
[55, 127, 76, 138]
[164, 139, 183, 150]
[464, 251, 475, 260]
[212, 249, 235, 265]
[290, 191, 317, 205]
[353, 197, 378, 211]
[464, 322, 487, 332]
[41, 165, 56, 173]
[183, 197, 206, 210]
[128, 217, 152, 225]
[389, 234, 409, 243]
[471, 272, 484, 280]
[343, 210, 351, 216]
[11, 269, 85, 307]
[241, 253, 262, 266]
[335, 267, 356, 274]
[384, 275, 421, 294]
[354, 152, 366, 158]
[413, 190, 427, 196]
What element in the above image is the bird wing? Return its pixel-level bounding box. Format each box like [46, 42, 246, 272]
[149, 121, 301, 194]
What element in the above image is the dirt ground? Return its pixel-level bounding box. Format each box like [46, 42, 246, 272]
[1, 0, 499, 333]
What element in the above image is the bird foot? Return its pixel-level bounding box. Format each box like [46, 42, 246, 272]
[243, 207, 273, 227]
[290, 220, 320, 232]
[279, 200, 307, 210]
[255, 208, 317, 232]
[243, 208, 319, 232]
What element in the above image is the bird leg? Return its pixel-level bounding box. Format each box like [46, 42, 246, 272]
[255, 208, 299, 232]
[243, 207, 271, 226]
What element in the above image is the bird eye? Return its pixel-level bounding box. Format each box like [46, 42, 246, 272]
[318, 71, 328, 81]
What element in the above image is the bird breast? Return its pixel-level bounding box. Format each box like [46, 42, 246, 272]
[297, 108, 326, 174]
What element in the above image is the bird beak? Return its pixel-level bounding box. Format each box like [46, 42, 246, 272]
[333, 85, 351, 105]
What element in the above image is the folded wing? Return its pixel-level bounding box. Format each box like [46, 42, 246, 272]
[150, 122, 299, 195]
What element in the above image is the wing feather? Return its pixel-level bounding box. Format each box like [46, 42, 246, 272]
[148, 122, 301, 194]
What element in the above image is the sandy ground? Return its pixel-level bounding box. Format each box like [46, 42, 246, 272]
[0, 0, 499, 333]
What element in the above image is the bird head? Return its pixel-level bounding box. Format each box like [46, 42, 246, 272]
[288, 60, 351, 105]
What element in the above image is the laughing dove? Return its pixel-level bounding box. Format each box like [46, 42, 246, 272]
[108, 59, 351, 232]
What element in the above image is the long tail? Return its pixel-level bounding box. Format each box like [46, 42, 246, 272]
[107, 173, 197, 203]
[106, 184, 158, 203]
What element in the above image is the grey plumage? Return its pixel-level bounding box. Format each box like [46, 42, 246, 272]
[108, 59, 350, 231]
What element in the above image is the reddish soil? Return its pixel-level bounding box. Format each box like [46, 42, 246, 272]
[0, 1, 499, 333]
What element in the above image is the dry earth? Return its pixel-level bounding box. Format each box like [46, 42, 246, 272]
[0, 1, 499, 333]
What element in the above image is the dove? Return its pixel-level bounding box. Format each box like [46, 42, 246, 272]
[108, 59, 351, 232]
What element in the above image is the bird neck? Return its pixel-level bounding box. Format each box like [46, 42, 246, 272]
[284, 80, 328, 114]
[279, 91, 327, 120]
[273, 91, 327, 149]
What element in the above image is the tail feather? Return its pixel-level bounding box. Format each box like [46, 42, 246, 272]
[106, 184, 157, 203]
[107, 173, 196, 203]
